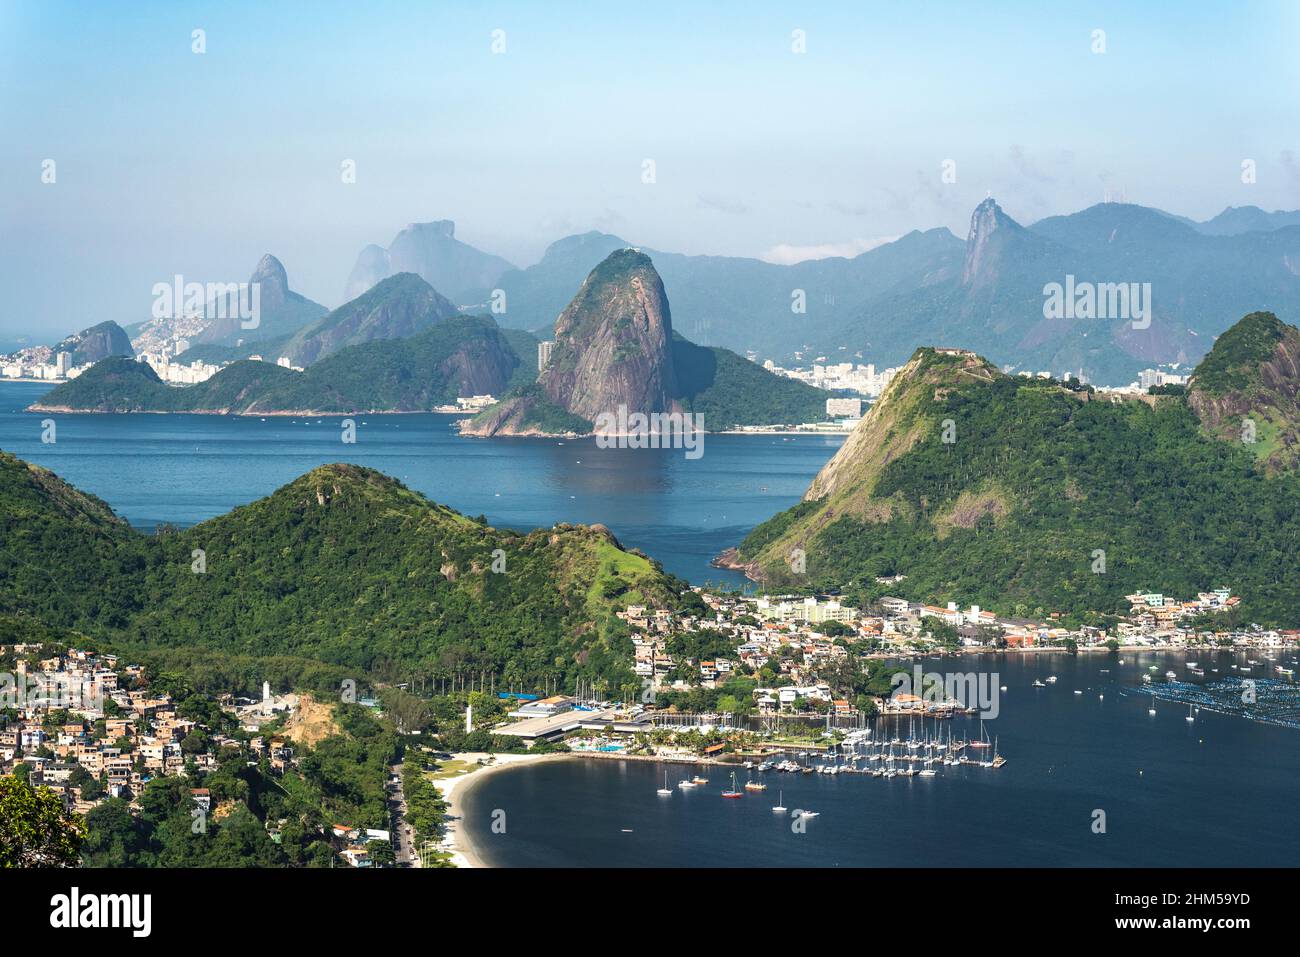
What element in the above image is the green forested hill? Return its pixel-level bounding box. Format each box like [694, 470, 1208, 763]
[0, 453, 688, 688]
[31, 318, 525, 415]
[736, 319, 1300, 625]
[673, 336, 826, 427]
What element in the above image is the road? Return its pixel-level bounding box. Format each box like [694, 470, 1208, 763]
[387, 761, 416, 867]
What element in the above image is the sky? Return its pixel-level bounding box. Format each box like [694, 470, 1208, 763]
[2, 0, 1299, 342]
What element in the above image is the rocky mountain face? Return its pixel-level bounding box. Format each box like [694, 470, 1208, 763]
[56, 321, 134, 365]
[343, 220, 516, 305]
[463, 250, 682, 436]
[282, 272, 457, 366]
[194, 254, 328, 346]
[1188, 311, 1300, 473]
[540, 249, 679, 421]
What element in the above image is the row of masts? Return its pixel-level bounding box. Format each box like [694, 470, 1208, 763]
[760, 716, 1006, 777]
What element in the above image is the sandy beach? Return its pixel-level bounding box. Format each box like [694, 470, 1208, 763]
[432, 752, 574, 868]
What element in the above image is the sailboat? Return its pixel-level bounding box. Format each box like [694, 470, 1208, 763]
[1185, 704, 1195, 723]
[722, 771, 743, 798]
[772, 789, 787, 813]
[657, 771, 673, 796]
[1148, 693, 1157, 716]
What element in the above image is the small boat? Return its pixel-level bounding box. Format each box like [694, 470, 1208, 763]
[1165, 671, 1177, 680]
[797, 810, 819, 819]
[918, 768, 937, 777]
[1046, 676, 1058, 684]
[1277, 666, 1295, 676]
[1032, 679, 1046, 688]
[678, 778, 696, 789]
[1187, 662, 1199, 668]
[772, 790, 787, 813]
[1148, 693, 1157, 716]
[744, 780, 767, 791]
[1185, 705, 1195, 723]
[692, 775, 709, 785]
[657, 771, 673, 796]
[1073, 689, 1082, 695]
[722, 772, 743, 798]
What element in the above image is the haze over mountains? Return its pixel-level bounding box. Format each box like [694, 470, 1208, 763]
[339, 202, 1300, 386]
[23, 200, 1300, 390]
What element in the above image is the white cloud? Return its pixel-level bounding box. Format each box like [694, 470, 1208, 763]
[758, 236, 898, 265]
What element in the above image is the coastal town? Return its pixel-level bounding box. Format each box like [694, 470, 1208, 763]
[3, 583, 1295, 869]
[0, 644, 399, 868]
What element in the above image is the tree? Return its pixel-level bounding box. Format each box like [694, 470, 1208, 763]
[0, 776, 84, 867]
[366, 839, 396, 867]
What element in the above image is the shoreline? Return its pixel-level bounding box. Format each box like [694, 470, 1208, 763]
[434, 752, 575, 868]
[436, 750, 745, 867]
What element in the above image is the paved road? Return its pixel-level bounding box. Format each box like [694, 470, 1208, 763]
[387, 761, 416, 866]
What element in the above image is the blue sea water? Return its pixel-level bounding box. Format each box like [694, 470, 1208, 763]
[0, 381, 840, 585]
[463, 650, 1300, 867]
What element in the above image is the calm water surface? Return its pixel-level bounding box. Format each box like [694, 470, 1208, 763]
[0, 381, 840, 584]
[463, 650, 1300, 867]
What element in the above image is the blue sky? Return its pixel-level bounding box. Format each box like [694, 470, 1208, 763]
[2, 0, 1298, 341]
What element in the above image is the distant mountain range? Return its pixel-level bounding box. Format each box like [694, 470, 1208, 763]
[727, 311, 1300, 626]
[35, 202, 1300, 389]
[343, 220, 516, 305]
[32, 316, 530, 415]
[44, 250, 827, 429]
[351, 202, 1300, 386]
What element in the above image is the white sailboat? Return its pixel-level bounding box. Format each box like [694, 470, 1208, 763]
[772, 789, 787, 813]
[1185, 704, 1195, 723]
[657, 771, 673, 796]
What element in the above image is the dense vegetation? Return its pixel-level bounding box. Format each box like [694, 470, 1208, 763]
[673, 336, 826, 427]
[739, 332, 1300, 625]
[0, 453, 689, 691]
[78, 701, 397, 868]
[1187, 311, 1286, 395]
[35, 318, 524, 415]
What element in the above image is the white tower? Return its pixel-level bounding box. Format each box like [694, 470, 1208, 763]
[465, 702, 473, 734]
[262, 680, 271, 715]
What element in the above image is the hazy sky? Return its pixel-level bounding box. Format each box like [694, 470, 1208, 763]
[3, 0, 1299, 342]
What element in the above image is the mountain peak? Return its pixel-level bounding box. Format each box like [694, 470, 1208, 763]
[962, 198, 1024, 286]
[1188, 311, 1300, 474]
[250, 254, 289, 307]
[403, 220, 456, 240]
